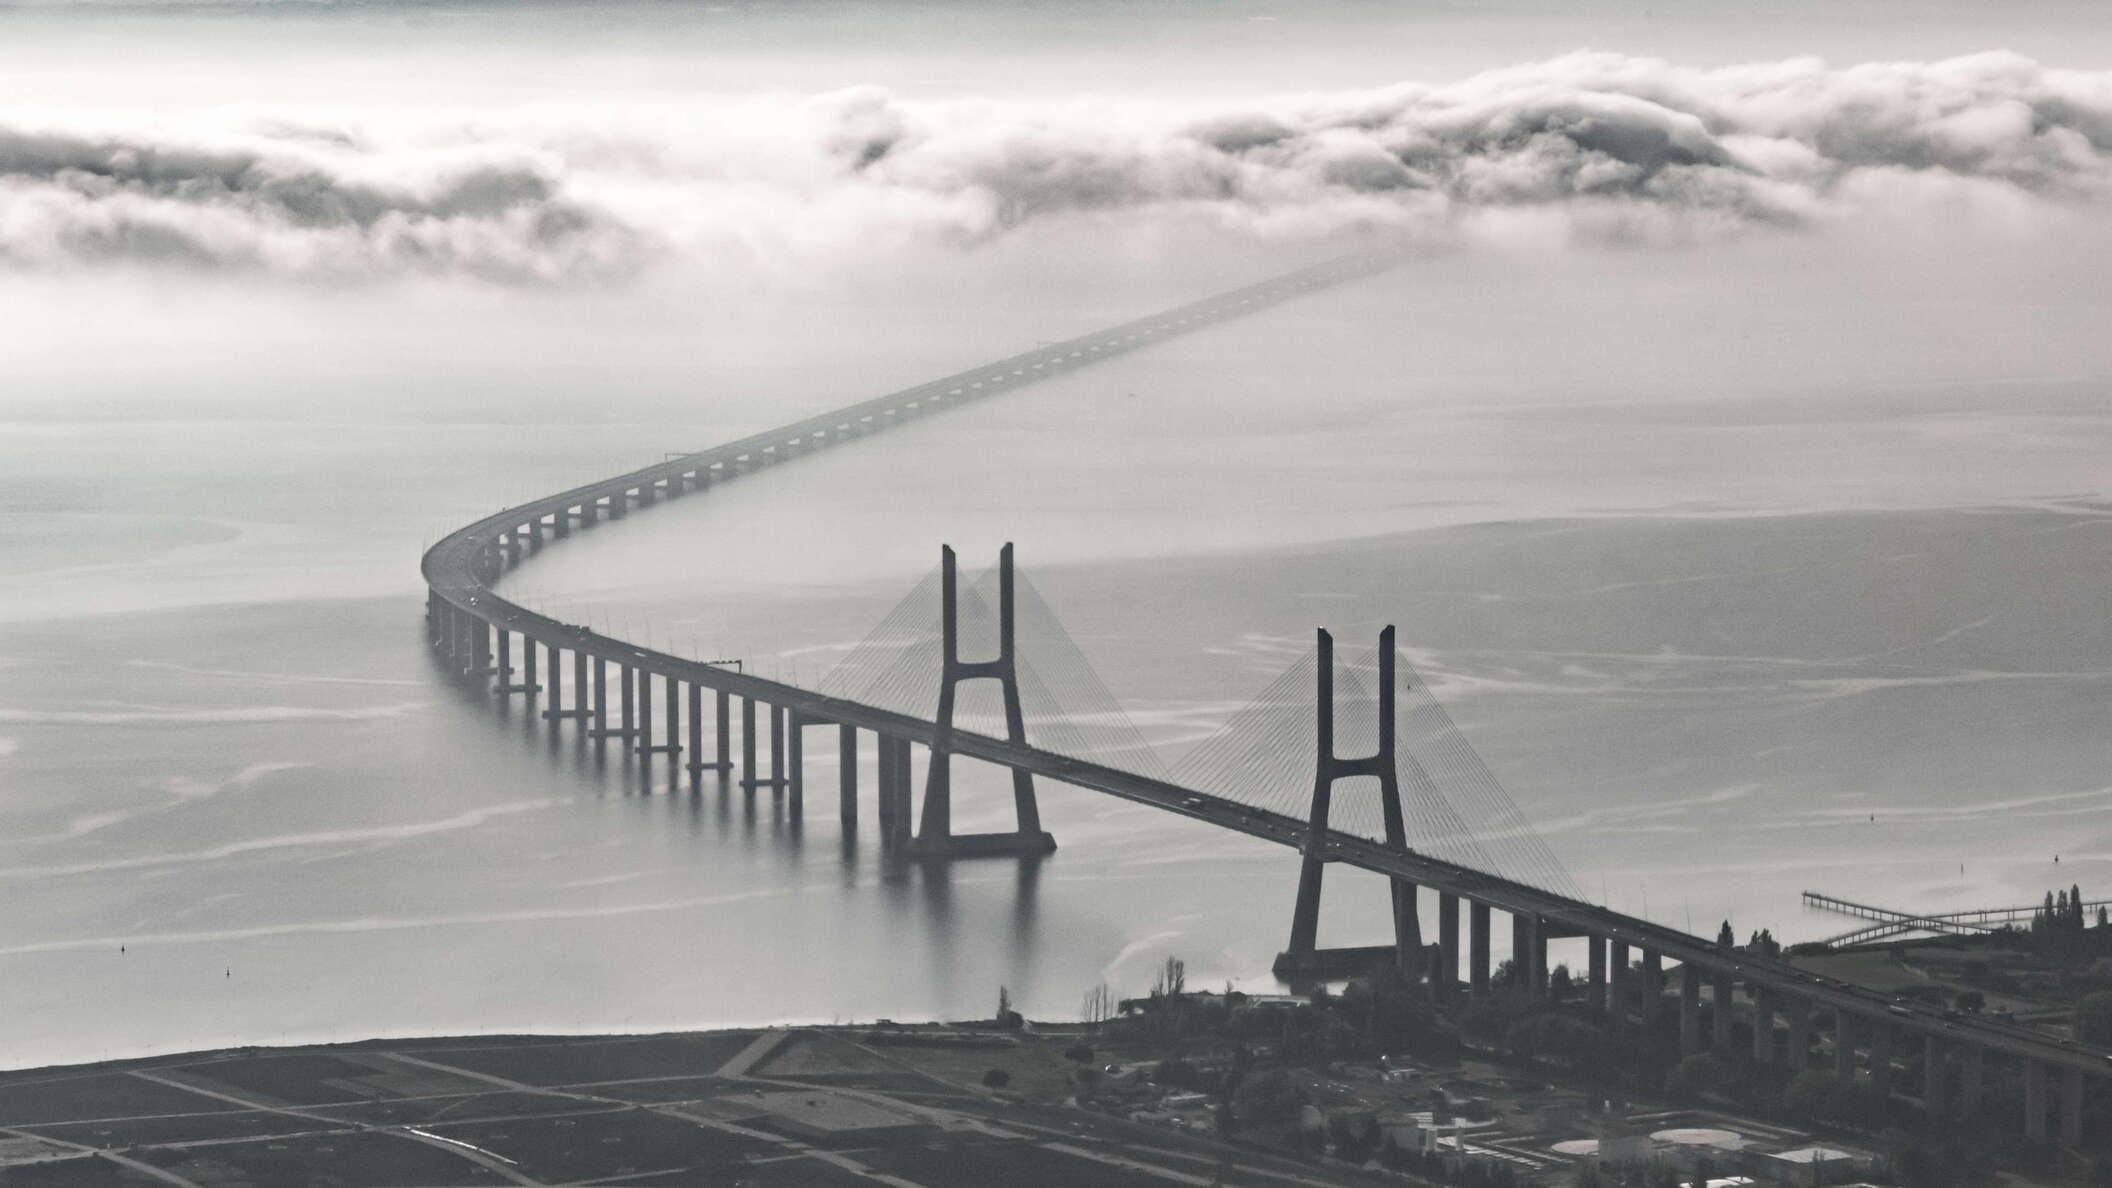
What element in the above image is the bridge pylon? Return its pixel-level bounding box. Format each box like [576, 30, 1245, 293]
[1273, 626, 1424, 981]
[905, 543, 1056, 859]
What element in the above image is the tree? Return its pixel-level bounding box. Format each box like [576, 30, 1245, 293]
[995, 985, 1023, 1030]
[1954, 989, 1985, 1013]
[1231, 1068, 1305, 1145]
[981, 1068, 1011, 1089]
[1548, 964, 1575, 999]
[1717, 920, 1735, 948]
[1151, 955, 1187, 998]
[2078, 992, 2112, 1046]
[1063, 1043, 1094, 1063]
[1081, 982, 1115, 1025]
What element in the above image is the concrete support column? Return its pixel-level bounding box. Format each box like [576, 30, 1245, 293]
[787, 711, 804, 814]
[1712, 972, 1735, 1052]
[664, 674, 680, 757]
[2024, 1059, 2048, 1141]
[1957, 1042, 1984, 1118]
[1587, 934, 1606, 1005]
[1835, 1010, 1856, 1079]
[1469, 901, 1491, 997]
[542, 644, 563, 719]
[1642, 950, 1664, 1027]
[839, 723, 858, 826]
[1680, 965, 1703, 1053]
[1437, 893, 1460, 999]
[523, 632, 537, 695]
[1512, 912, 1539, 996]
[1786, 997, 1811, 1071]
[591, 651, 608, 735]
[1392, 881, 1422, 980]
[2059, 1065, 2083, 1149]
[634, 666, 652, 751]
[496, 630, 511, 688]
[1870, 1019, 1894, 1097]
[618, 664, 635, 745]
[687, 683, 704, 779]
[1752, 987, 1774, 1063]
[1608, 941, 1629, 1015]
[770, 704, 787, 793]
[573, 650, 588, 726]
[715, 690, 731, 771]
[741, 698, 758, 790]
[1923, 1034, 1947, 1112]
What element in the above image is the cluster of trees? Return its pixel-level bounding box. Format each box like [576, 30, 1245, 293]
[2032, 884, 2105, 934]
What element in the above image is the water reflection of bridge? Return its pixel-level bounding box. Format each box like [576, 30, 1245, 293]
[421, 253, 2105, 1149]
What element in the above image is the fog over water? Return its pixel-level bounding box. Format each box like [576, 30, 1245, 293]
[3, 0, 2111, 1070]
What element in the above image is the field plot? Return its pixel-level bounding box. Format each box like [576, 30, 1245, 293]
[0, 1073, 227, 1127]
[430, 1107, 771, 1182]
[136, 1130, 507, 1185]
[405, 1033, 758, 1086]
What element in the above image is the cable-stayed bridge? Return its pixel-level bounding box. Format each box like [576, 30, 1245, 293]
[420, 251, 2105, 1148]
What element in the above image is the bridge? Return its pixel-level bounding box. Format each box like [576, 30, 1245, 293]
[421, 251, 2107, 1150]
[1807, 889, 2112, 948]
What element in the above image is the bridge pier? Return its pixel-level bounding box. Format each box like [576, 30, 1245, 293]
[1680, 964, 1703, 1053]
[1712, 971, 1735, 1051]
[636, 666, 652, 752]
[1870, 1019, 1894, 1097]
[541, 644, 565, 718]
[1470, 901, 1491, 997]
[907, 545, 1054, 860]
[495, 630, 511, 689]
[1753, 986, 1775, 1063]
[1437, 893, 1459, 999]
[771, 704, 787, 794]
[1957, 1041, 1983, 1118]
[1275, 626, 1420, 980]
[839, 723, 857, 827]
[740, 697, 759, 790]
[2025, 1058, 2048, 1141]
[1509, 912, 1543, 997]
[1642, 949, 1664, 1027]
[2060, 1064, 2083, 1148]
[1608, 940, 1629, 1014]
[1786, 996, 1811, 1071]
[787, 710, 804, 816]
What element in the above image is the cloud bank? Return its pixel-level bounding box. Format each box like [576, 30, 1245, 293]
[4, 50, 2110, 283]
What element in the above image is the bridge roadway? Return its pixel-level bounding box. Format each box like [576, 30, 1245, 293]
[422, 250, 2108, 1138]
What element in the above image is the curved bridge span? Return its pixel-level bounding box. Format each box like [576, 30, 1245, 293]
[421, 253, 2105, 1142]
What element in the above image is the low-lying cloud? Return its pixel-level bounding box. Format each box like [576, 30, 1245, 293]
[4, 50, 2109, 283]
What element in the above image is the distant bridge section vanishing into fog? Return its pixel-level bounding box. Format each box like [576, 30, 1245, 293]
[421, 251, 2108, 1149]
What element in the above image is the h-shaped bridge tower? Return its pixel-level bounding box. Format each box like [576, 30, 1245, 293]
[1275, 626, 1424, 980]
[908, 543, 1056, 858]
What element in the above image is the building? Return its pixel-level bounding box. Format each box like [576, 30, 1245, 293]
[1762, 1145, 1864, 1187]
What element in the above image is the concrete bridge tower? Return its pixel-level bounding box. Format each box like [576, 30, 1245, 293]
[908, 543, 1057, 858]
[1273, 626, 1424, 980]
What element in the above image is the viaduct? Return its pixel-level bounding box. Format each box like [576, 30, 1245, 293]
[422, 252, 2106, 1149]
